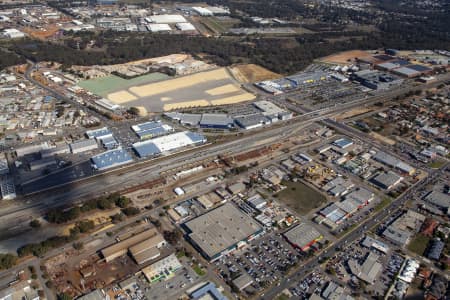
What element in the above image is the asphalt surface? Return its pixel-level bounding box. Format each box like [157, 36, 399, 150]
[260, 161, 448, 300]
[0, 71, 448, 246]
[1, 64, 447, 300]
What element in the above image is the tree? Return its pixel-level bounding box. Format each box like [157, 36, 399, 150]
[127, 107, 140, 115]
[150, 218, 161, 228]
[73, 242, 84, 250]
[121, 207, 140, 216]
[58, 293, 73, 300]
[0, 253, 18, 270]
[29, 219, 41, 228]
[110, 213, 125, 223]
[115, 196, 130, 208]
[97, 197, 114, 210]
[163, 229, 182, 245]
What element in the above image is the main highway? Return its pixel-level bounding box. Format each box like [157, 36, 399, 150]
[0, 69, 448, 240]
[261, 160, 449, 300]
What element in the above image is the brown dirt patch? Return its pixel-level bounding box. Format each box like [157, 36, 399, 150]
[230, 64, 282, 83]
[320, 50, 372, 65]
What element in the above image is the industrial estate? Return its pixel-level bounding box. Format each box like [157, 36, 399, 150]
[0, 1, 449, 300]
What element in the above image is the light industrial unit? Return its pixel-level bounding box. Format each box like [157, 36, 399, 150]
[183, 202, 264, 261]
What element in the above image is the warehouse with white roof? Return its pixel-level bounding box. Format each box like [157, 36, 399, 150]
[176, 22, 196, 31]
[147, 24, 171, 32]
[148, 14, 187, 23]
[132, 131, 206, 158]
[131, 121, 173, 140]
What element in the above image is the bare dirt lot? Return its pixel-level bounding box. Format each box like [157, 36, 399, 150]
[320, 50, 372, 65]
[230, 64, 282, 83]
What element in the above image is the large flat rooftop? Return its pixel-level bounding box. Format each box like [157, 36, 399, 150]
[184, 203, 263, 260]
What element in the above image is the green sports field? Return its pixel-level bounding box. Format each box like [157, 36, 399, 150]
[77, 73, 170, 98]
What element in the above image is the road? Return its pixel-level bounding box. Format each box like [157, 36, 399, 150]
[1, 71, 449, 243]
[260, 161, 448, 300]
[0, 101, 374, 233]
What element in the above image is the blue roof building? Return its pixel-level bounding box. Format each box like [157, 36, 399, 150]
[91, 148, 133, 170]
[333, 138, 353, 149]
[86, 127, 112, 140]
[100, 135, 119, 150]
[131, 121, 173, 140]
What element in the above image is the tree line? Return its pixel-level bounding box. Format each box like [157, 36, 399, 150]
[6, 26, 449, 75]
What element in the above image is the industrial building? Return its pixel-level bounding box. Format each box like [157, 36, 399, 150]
[99, 135, 118, 150]
[253, 100, 293, 121]
[187, 282, 227, 300]
[254, 81, 284, 95]
[70, 139, 98, 154]
[2, 28, 26, 39]
[392, 65, 432, 78]
[351, 70, 403, 90]
[29, 157, 56, 171]
[206, 6, 230, 15]
[227, 182, 246, 195]
[164, 112, 202, 126]
[375, 60, 409, 71]
[15, 143, 48, 157]
[382, 210, 425, 247]
[285, 71, 329, 87]
[232, 273, 254, 291]
[319, 187, 374, 226]
[132, 131, 206, 158]
[77, 289, 110, 300]
[183, 203, 264, 261]
[333, 138, 353, 149]
[101, 227, 165, 263]
[147, 24, 171, 32]
[148, 15, 187, 23]
[0, 153, 9, 175]
[90, 148, 133, 170]
[371, 171, 404, 190]
[131, 121, 173, 140]
[423, 191, 450, 212]
[94, 98, 121, 111]
[86, 127, 112, 140]
[344, 188, 375, 206]
[372, 151, 415, 175]
[247, 194, 267, 210]
[199, 114, 234, 129]
[426, 239, 444, 261]
[234, 114, 269, 130]
[129, 233, 166, 265]
[319, 281, 354, 300]
[348, 252, 382, 284]
[0, 176, 16, 200]
[176, 22, 196, 31]
[283, 223, 323, 251]
[397, 259, 420, 284]
[141, 253, 182, 282]
[0, 281, 40, 300]
[192, 6, 214, 16]
[360, 235, 389, 254]
[40, 145, 70, 158]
